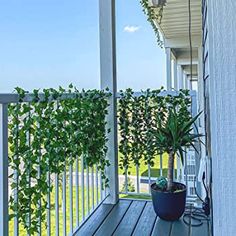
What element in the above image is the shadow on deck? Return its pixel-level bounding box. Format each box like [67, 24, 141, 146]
[75, 199, 210, 236]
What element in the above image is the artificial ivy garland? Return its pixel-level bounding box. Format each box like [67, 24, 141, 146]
[8, 85, 111, 234]
[140, 0, 164, 47]
[118, 88, 191, 172]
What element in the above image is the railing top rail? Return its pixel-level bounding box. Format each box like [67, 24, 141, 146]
[0, 93, 79, 104]
[116, 90, 197, 98]
[0, 92, 110, 104]
[0, 90, 197, 104]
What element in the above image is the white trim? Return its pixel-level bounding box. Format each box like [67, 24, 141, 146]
[99, 0, 118, 204]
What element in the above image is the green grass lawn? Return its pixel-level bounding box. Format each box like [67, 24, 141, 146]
[118, 152, 177, 178]
[9, 186, 101, 236]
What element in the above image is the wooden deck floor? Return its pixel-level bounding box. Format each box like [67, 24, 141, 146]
[75, 199, 211, 236]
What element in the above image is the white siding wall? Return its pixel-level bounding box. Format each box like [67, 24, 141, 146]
[207, 0, 236, 235]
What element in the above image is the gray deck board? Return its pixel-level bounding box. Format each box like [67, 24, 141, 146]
[151, 218, 172, 236]
[75, 199, 210, 236]
[75, 203, 113, 236]
[113, 200, 146, 236]
[171, 217, 190, 236]
[191, 221, 209, 236]
[94, 199, 132, 236]
[132, 201, 157, 236]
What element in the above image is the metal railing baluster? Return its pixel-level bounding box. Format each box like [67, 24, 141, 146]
[13, 109, 19, 236]
[69, 163, 73, 234]
[95, 164, 99, 205]
[86, 165, 90, 215]
[75, 156, 79, 227]
[160, 153, 163, 176]
[62, 168, 67, 236]
[148, 164, 151, 194]
[125, 168, 128, 194]
[81, 155, 85, 220]
[55, 173, 59, 236]
[91, 166, 95, 210]
[37, 122, 41, 236]
[136, 164, 140, 193]
[26, 109, 31, 236]
[46, 167, 51, 236]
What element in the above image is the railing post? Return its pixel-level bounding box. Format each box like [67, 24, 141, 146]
[0, 103, 9, 236]
[99, 0, 119, 204]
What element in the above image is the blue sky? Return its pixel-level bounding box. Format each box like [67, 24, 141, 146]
[0, 0, 166, 92]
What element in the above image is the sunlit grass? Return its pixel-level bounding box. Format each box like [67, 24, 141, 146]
[9, 186, 101, 236]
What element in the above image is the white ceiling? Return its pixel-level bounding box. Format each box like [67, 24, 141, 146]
[153, 0, 202, 39]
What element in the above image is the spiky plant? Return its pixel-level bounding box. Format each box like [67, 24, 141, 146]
[155, 105, 202, 191]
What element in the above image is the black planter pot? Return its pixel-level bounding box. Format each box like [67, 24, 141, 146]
[151, 182, 186, 221]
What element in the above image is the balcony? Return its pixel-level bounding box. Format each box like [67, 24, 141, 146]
[0, 88, 211, 236]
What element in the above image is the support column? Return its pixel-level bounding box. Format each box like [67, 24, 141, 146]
[187, 77, 192, 90]
[99, 0, 118, 204]
[173, 59, 178, 90]
[178, 65, 183, 89]
[166, 48, 172, 90]
[183, 72, 188, 89]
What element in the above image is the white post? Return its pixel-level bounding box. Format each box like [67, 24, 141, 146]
[99, 0, 118, 204]
[0, 104, 9, 236]
[187, 77, 192, 90]
[166, 48, 172, 90]
[184, 74, 188, 89]
[173, 59, 178, 90]
[178, 65, 183, 89]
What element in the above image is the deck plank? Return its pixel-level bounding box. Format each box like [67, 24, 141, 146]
[74, 200, 209, 236]
[113, 200, 146, 236]
[94, 199, 132, 236]
[191, 221, 209, 236]
[132, 201, 157, 236]
[74, 203, 114, 236]
[171, 217, 190, 236]
[151, 217, 172, 236]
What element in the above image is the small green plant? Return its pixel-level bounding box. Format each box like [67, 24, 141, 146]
[154, 96, 203, 191]
[156, 176, 167, 190]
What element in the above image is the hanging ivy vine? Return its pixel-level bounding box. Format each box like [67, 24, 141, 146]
[8, 85, 111, 234]
[140, 0, 165, 47]
[118, 88, 192, 170]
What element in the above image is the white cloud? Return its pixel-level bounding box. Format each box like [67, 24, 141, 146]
[123, 25, 140, 33]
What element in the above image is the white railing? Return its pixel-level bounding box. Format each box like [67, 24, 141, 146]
[117, 91, 200, 201]
[0, 93, 109, 236]
[0, 90, 200, 235]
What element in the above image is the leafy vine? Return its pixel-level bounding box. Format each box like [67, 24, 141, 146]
[118, 88, 192, 171]
[140, 0, 165, 47]
[8, 85, 111, 234]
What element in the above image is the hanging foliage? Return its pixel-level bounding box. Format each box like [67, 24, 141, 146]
[8, 85, 111, 234]
[140, 0, 165, 47]
[118, 88, 192, 171]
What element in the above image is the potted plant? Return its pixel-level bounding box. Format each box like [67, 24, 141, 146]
[151, 99, 202, 221]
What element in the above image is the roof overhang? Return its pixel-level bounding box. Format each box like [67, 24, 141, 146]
[151, 0, 202, 49]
